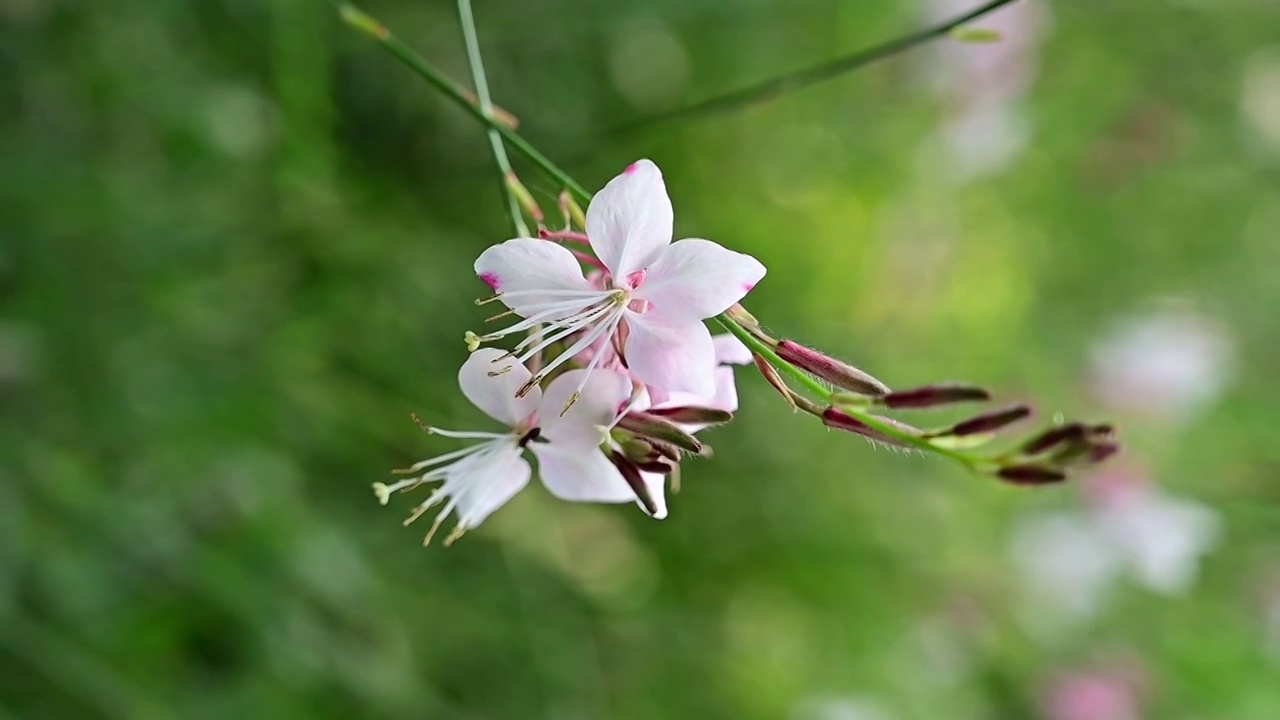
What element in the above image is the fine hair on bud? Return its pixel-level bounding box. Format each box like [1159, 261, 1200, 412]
[775, 340, 890, 397]
[821, 407, 918, 449]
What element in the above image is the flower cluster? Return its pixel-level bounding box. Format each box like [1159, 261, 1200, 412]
[377, 160, 763, 544]
[377, 159, 1119, 546]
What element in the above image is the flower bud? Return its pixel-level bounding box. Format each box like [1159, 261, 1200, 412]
[776, 340, 890, 397]
[504, 171, 543, 223]
[821, 407, 918, 448]
[647, 406, 734, 426]
[997, 464, 1067, 485]
[753, 353, 798, 411]
[881, 383, 990, 409]
[608, 450, 658, 516]
[941, 404, 1032, 437]
[616, 411, 704, 456]
[1020, 423, 1088, 456]
[558, 191, 586, 230]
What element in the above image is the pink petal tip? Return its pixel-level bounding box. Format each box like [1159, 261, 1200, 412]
[479, 272, 500, 291]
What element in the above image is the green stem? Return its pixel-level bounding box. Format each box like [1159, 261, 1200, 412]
[715, 315, 979, 470]
[614, 0, 1021, 132]
[456, 0, 528, 236]
[335, 1, 591, 204]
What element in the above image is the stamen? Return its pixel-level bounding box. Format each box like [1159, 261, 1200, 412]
[559, 390, 581, 417]
[443, 526, 467, 547]
[486, 308, 516, 322]
[465, 331, 482, 351]
[411, 412, 431, 434]
[487, 366, 513, 377]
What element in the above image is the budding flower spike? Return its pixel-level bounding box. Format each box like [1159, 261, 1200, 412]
[377, 349, 668, 546]
[471, 160, 766, 408]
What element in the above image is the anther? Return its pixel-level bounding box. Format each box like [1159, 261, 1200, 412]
[485, 308, 516, 322]
[404, 503, 431, 526]
[474, 294, 504, 306]
[487, 366, 513, 377]
[559, 391, 581, 417]
[372, 482, 392, 506]
[410, 412, 433, 434]
[464, 331, 482, 351]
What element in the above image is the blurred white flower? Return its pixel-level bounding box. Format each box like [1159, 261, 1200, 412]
[1088, 308, 1236, 422]
[791, 694, 895, 720]
[919, 0, 1051, 181]
[1241, 48, 1280, 154]
[1011, 466, 1220, 621]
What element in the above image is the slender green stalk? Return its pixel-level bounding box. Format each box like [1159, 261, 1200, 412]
[335, 2, 590, 203]
[715, 316, 979, 470]
[615, 0, 1021, 132]
[456, 0, 528, 236]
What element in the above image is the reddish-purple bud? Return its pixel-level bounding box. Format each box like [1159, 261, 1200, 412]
[943, 404, 1032, 437]
[1021, 423, 1088, 455]
[753, 353, 799, 411]
[776, 340, 890, 396]
[616, 411, 704, 455]
[821, 407, 918, 448]
[1087, 442, 1120, 464]
[647, 406, 734, 426]
[881, 383, 990, 409]
[997, 464, 1067, 485]
[608, 450, 658, 515]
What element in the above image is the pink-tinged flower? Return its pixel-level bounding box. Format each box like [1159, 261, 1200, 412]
[375, 349, 658, 545]
[472, 159, 766, 405]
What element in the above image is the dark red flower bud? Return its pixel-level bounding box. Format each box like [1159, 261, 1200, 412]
[997, 464, 1068, 485]
[616, 411, 704, 455]
[943, 404, 1032, 437]
[775, 340, 890, 396]
[647, 406, 734, 426]
[821, 407, 918, 448]
[1086, 442, 1120, 464]
[608, 450, 658, 515]
[881, 383, 990, 409]
[753, 353, 800, 411]
[1020, 423, 1088, 456]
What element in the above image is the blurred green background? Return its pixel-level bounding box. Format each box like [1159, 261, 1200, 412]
[5, 0, 1280, 718]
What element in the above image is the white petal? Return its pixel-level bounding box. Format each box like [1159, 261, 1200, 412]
[624, 311, 716, 396]
[640, 472, 668, 520]
[637, 238, 766, 319]
[530, 444, 636, 504]
[538, 368, 632, 451]
[712, 333, 753, 365]
[458, 348, 540, 426]
[708, 365, 739, 413]
[474, 238, 593, 315]
[451, 444, 532, 529]
[586, 159, 673, 277]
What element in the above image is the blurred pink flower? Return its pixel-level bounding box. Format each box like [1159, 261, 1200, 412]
[1040, 664, 1147, 720]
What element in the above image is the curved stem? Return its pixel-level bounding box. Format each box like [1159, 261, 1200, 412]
[615, 0, 1020, 132]
[335, 2, 591, 204]
[715, 315, 979, 471]
[456, 0, 528, 236]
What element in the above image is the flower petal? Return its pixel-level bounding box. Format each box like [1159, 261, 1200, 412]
[538, 368, 632, 451]
[712, 333, 753, 365]
[530, 444, 636, 504]
[637, 238, 766, 319]
[459, 348, 540, 426]
[474, 238, 593, 315]
[639, 471, 668, 520]
[451, 444, 532, 530]
[586, 159, 673, 277]
[624, 311, 716, 396]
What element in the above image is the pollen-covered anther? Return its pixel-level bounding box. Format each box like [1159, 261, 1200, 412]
[559, 390, 581, 417]
[372, 482, 393, 506]
[464, 330, 482, 352]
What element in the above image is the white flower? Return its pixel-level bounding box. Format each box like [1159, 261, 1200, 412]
[471, 159, 766, 405]
[1010, 470, 1221, 620]
[375, 349, 658, 545]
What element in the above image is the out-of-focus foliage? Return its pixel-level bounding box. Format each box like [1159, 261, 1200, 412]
[4, 0, 1280, 718]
